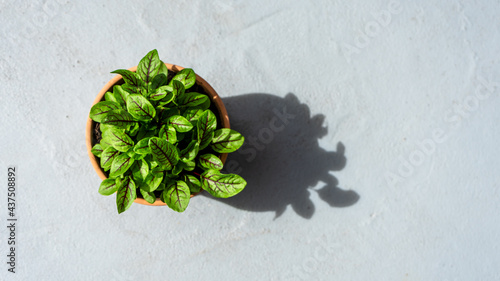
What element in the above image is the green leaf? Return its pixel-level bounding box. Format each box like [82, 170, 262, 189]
[100, 147, 120, 171]
[122, 84, 143, 95]
[139, 188, 156, 204]
[127, 123, 140, 136]
[102, 127, 134, 152]
[199, 154, 223, 170]
[98, 178, 119, 196]
[172, 163, 183, 175]
[149, 137, 179, 170]
[132, 159, 149, 182]
[162, 180, 190, 212]
[201, 169, 247, 198]
[185, 174, 201, 193]
[151, 73, 168, 90]
[197, 110, 217, 149]
[134, 138, 152, 154]
[158, 62, 169, 77]
[137, 49, 161, 84]
[171, 80, 185, 97]
[159, 125, 177, 144]
[111, 69, 145, 89]
[113, 85, 129, 107]
[170, 68, 196, 89]
[116, 176, 136, 214]
[89, 101, 122, 122]
[140, 169, 164, 192]
[101, 109, 135, 129]
[211, 128, 245, 153]
[176, 92, 209, 107]
[105, 91, 119, 104]
[169, 115, 193, 132]
[126, 94, 156, 121]
[179, 140, 199, 162]
[91, 143, 104, 157]
[110, 153, 135, 178]
[182, 108, 203, 124]
[149, 86, 169, 101]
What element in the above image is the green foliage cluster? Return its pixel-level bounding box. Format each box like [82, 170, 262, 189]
[90, 50, 246, 213]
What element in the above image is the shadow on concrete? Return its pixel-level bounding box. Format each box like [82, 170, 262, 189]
[202, 93, 359, 219]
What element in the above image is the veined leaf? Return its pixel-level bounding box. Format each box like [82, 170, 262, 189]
[102, 127, 134, 152]
[99, 178, 119, 196]
[159, 125, 177, 144]
[162, 180, 190, 212]
[116, 176, 136, 214]
[111, 69, 144, 89]
[184, 160, 196, 171]
[101, 109, 135, 129]
[171, 80, 185, 97]
[110, 153, 135, 178]
[211, 128, 245, 153]
[176, 92, 209, 107]
[132, 159, 149, 182]
[183, 108, 203, 124]
[134, 138, 152, 154]
[105, 91, 119, 104]
[170, 68, 196, 89]
[199, 154, 223, 170]
[151, 73, 168, 90]
[100, 147, 120, 171]
[197, 110, 217, 150]
[201, 169, 246, 198]
[149, 86, 168, 101]
[185, 174, 201, 193]
[89, 101, 121, 122]
[122, 84, 142, 95]
[139, 188, 156, 204]
[179, 140, 199, 162]
[172, 163, 183, 175]
[140, 169, 164, 192]
[91, 143, 104, 157]
[113, 85, 130, 107]
[169, 115, 193, 132]
[137, 49, 161, 84]
[149, 137, 179, 170]
[126, 94, 156, 121]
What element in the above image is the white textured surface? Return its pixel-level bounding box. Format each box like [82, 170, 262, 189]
[1, 0, 499, 280]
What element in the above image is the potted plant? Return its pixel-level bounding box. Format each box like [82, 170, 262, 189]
[85, 49, 246, 213]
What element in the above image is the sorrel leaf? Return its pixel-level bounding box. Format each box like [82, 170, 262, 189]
[176, 92, 209, 107]
[89, 101, 121, 122]
[133, 138, 152, 154]
[137, 49, 161, 84]
[111, 69, 144, 89]
[185, 174, 201, 193]
[162, 180, 190, 212]
[169, 115, 193, 132]
[170, 68, 196, 89]
[116, 176, 136, 214]
[102, 127, 135, 152]
[149, 137, 179, 170]
[197, 110, 217, 149]
[211, 128, 245, 153]
[139, 188, 156, 204]
[99, 178, 119, 196]
[126, 94, 156, 121]
[110, 153, 135, 178]
[201, 169, 246, 198]
[101, 109, 135, 129]
[198, 154, 223, 170]
[100, 147, 120, 171]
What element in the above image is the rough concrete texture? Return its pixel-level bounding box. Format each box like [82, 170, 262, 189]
[1, 0, 499, 280]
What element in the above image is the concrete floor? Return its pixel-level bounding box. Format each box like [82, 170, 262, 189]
[1, 0, 499, 280]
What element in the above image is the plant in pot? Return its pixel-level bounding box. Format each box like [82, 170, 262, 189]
[86, 49, 246, 213]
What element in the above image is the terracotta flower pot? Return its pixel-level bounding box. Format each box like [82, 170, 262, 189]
[85, 63, 230, 206]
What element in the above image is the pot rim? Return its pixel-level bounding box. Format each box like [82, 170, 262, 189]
[85, 63, 230, 206]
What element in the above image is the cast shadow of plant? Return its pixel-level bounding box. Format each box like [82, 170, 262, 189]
[203, 93, 359, 219]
